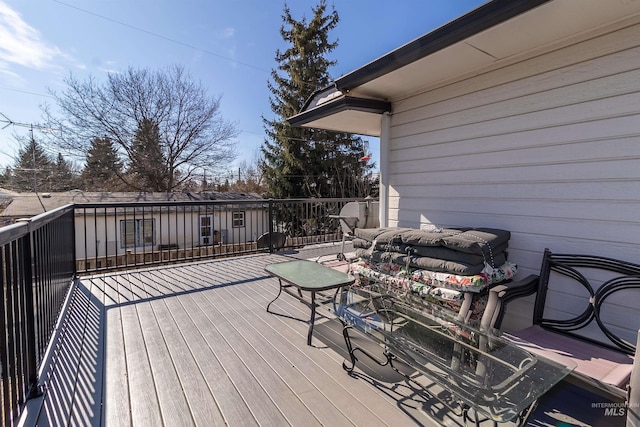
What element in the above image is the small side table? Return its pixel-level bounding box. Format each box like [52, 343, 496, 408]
[265, 260, 355, 345]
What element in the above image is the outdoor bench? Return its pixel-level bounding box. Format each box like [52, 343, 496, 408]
[506, 249, 640, 407]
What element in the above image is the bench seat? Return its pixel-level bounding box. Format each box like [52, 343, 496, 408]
[505, 249, 640, 406]
[510, 325, 633, 388]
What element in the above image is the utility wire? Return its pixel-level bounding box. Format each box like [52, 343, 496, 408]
[53, 0, 325, 90]
[0, 87, 54, 99]
[53, 0, 269, 73]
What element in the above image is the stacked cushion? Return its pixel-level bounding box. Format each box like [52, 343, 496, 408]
[353, 226, 511, 276]
[348, 226, 517, 320]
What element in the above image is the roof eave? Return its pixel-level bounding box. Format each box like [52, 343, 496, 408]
[288, 95, 391, 128]
[334, 0, 551, 92]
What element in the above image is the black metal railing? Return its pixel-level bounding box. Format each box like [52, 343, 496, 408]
[0, 205, 76, 426]
[74, 198, 358, 274]
[0, 196, 371, 424]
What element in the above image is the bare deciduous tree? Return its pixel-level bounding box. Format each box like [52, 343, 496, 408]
[43, 65, 239, 192]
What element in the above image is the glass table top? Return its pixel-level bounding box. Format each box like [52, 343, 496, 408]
[265, 260, 355, 291]
[334, 282, 576, 422]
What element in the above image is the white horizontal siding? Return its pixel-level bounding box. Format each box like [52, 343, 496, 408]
[385, 21, 640, 334]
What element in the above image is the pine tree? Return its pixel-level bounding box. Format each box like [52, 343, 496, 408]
[261, 1, 374, 199]
[0, 167, 11, 189]
[81, 137, 125, 191]
[11, 139, 54, 192]
[128, 119, 168, 191]
[51, 153, 78, 191]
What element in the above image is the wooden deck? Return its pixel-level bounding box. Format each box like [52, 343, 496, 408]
[21, 246, 468, 427]
[19, 245, 622, 426]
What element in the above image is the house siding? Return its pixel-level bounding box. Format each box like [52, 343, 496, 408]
[386, 20, 640, 333]
[75, 208, 267, 259]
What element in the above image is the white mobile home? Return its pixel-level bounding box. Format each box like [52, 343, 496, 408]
[290, 0, 640, 332]
[0, 190, 267, 261]
[75, 201, 267, 259]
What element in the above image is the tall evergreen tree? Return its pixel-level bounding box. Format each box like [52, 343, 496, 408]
[11, 138, 54, 192]
[0, 167, 9, 188]
[128, 119, 168, 191]
[81, 136, 125, 191]
[51, 153, 78, 191]
[261, 1, 374, 199]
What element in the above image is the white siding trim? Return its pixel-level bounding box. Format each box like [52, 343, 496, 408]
[379, 112, 391, 228]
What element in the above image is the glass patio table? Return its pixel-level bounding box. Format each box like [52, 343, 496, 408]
[265, 259, 355, 345]
[334, 282, 576, 424]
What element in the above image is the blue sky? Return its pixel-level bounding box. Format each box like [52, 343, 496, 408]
[0, 0, 487, 173]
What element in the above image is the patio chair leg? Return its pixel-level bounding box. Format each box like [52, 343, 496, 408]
[341, 324, 358, 371]
[341, 323, 391, 372]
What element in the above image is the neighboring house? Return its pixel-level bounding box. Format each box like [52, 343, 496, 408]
[0, 190, 267, 261]
[289, 0, 640, 332]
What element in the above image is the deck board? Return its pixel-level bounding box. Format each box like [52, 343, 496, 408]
[199, 295, 324, 426]
[211, 274, 396, 426]
[135, 301, 195, 427]
[28, 247, 474, 427]
[103, 302, 130, 427]
[202, 274, 346, 426]
[176, 292, 272, 425]
[120, 303, 163, 426]
[70, 278, 105, 427]
[234, 269, 447, 426]
[157, 288, 256, 425]
[39, 289, 84, 427]
[186, 256, 447, 425]
[203, 257, 436, 425]
[156, 286, 232, 426]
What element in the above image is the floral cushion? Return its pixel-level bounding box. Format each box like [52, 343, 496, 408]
[353, 274, 489, 321]
[348, 259, 518, 321]
[349, 259, 517, 293]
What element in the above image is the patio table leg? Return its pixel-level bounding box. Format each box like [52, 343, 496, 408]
[266, 279, 284, 313]
[307, 291, 316, 345]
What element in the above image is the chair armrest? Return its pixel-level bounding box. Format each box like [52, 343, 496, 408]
[487, 274, 539, 329]
[491, 274, 539, 300]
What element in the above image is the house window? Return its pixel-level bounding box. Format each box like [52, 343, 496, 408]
[232, 211, 245, 228]
[120, 219, 155, 247]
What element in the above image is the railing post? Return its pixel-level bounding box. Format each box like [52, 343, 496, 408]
[70, 208, 77, 280]
[268, 199, 274, 254]
[22, 226, 42, 400]
[19, 222, 42, 400]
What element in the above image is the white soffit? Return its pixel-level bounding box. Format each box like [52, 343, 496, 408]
[351, 43, 496, 100]
[469, 0, 640, 60]
[301, 110, 382, 137]
[350, 0, 640, 101]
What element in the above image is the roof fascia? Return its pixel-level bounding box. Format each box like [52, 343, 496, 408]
[288, 95, 391, 128]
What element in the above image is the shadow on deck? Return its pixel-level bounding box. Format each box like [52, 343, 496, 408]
[20, 244, 463, 426]
[19, 243, 622, 426]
